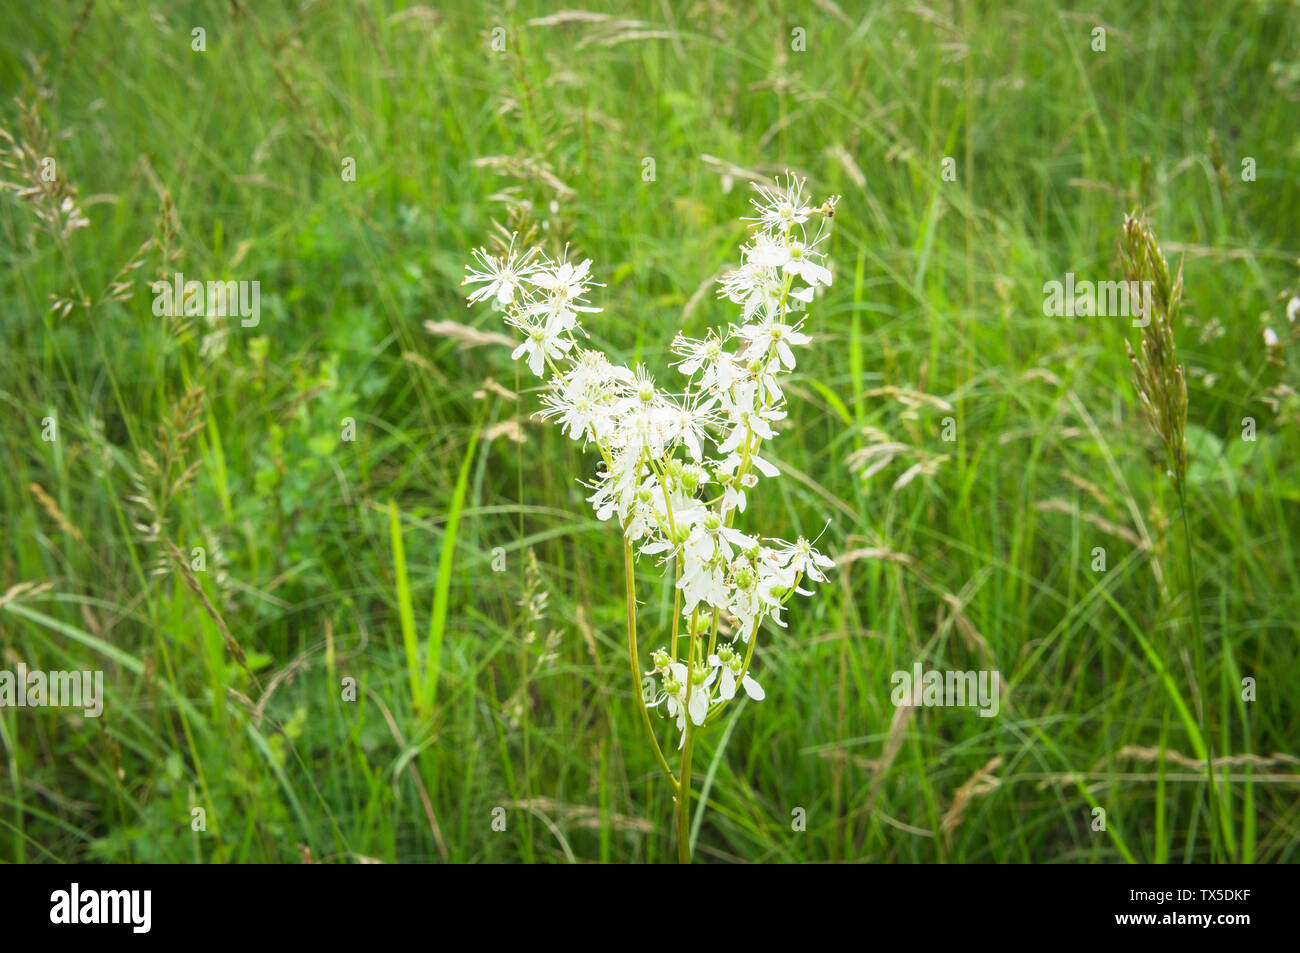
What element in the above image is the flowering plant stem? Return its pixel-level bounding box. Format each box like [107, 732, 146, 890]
[624, 540, 680, 795]
[464, 174, 839, 864]
[623, 535, 701, 861]
[1176, 476, 1234, 862]
[1122, 212, 1231, 862]
[677, 719, 697, 863]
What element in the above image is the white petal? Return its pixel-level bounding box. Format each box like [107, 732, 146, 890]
[688, 692, 708, 726]
[720, 666, 736, 700]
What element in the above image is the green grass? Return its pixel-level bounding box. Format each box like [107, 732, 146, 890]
[1, 0, 1298, 864]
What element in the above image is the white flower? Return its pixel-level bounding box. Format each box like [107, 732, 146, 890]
[712, 454, 749, 513]
[463, 241, 537, 306]
[527, 252, 599, 313]
[654, 489, 705, 540]
[1288, 296, 1300, 324]
[685, 513, 756, 564]
[672, 331, 744, 395]
[718, 380, 785, 454]
[777, 536, 835, 583]
[679, 539, 731, 615]
[506, 310, 574, 377]
[671, 332, 722, 377]
[755, 559, 809, 628]
[649, 663, 689, 739]
[750, 357, 786, 406]
[651, 662, 713, 744]
[570, 348, 634, 388]
[779, 239, 833, 288]
[539, 361, 625, 442]
[586, 449, 642, 522]
[736, 316, 811, 370]
[726, 583, 764, 640]
[721, 245, 784, 321]
[1264, 326, 1280, 348]
[623, 496, 658, 542]
[541, 391, 606, 442]
[746, 174, 813, 235]
[745, 231, 832, 291]
[708, 646, 765, 701]
[745, 232, 793, 271]
[660, 395, 717, 461]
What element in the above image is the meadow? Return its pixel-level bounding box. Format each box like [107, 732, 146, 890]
[1, 0, 1298, 864]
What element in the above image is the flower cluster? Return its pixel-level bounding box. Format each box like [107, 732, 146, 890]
[464, 174, 837, 745]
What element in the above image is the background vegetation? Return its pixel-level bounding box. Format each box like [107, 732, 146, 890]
[2, 0, 1298, 863]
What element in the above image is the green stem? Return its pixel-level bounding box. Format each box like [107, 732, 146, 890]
[676, 608, 701, 862]
[670, 563, 682, 659]
[1176, 480, 1231, 861]
[677, 725, 696, 863]
[624, 540, 679, 793]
